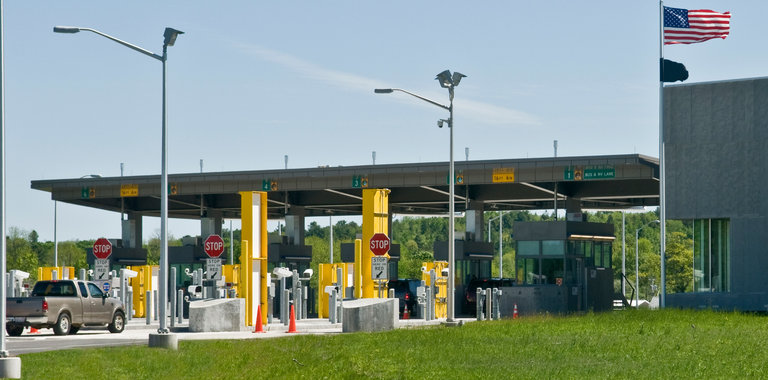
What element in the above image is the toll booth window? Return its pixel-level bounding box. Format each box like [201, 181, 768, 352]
[594, 243, 603, 267]
[601, 242, 612, 268]
[516, 258, 540, 285]
[584, 241, 594, 266]
[541, 258, 565, 285]
[568, 241, 584, 256]
[517, 241, 539, 256]
[542, 240, 565, 256]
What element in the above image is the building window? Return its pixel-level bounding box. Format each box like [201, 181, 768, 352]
[542, 240, 565, 256]
[518, 241, 539, 256]
[693, 219, 730, 292]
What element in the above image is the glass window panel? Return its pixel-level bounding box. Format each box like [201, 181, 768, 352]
[517, 241, 539, 256]
[569, 241, 584, 256]
[516, 258, 539, 285]
[541, 258, 565, 285]
[593, 243, 603, 267]
[542, 240, 565, 256]
[603, 243, 612, 269]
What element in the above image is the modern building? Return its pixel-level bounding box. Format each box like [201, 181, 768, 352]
[665, 76, 768, 311]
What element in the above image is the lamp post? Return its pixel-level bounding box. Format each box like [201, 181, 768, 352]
[375, 70, 465, 322]
[54, 26, 184, 335]
[635, 220, 660, 308]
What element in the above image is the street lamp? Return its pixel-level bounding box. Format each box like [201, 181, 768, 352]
[635, 220, 660, 308]
[54, 26, 183, 336]
[375, 70, 466, 322]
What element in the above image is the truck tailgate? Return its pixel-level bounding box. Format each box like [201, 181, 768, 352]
[6, 297, 46, 319]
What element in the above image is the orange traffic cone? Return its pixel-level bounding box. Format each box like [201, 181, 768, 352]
[513, 304, 519, 319]
[253, 304, 265, 333]
[286, 305, 298, 333]
[29, 327, 39, 334]
[402, 305, 410, 320]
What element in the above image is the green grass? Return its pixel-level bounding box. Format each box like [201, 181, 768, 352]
[20, 309, 768, 379]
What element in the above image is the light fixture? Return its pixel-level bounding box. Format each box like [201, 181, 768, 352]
[163, 28, 184, 47]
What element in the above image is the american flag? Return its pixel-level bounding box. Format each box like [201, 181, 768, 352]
[664, 6, 730, 45]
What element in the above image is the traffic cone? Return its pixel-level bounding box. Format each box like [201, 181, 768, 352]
[513, 304, 519, 319]
[253, 304, 265, 333]
[286, 305, 298, 333]
[402, 305, 410, 320]
[29, 327, 39, 334]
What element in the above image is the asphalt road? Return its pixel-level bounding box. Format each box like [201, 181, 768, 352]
[5, 317, 463, 356]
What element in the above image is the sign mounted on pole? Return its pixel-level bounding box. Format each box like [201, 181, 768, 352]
[371, 256, 388, 280]
[203, 234, 225, 258]
[93, 238, 112, 259]
[369, 233, 390, 256]
[94, 259, 110, 280]
[206, 258, 222, 280]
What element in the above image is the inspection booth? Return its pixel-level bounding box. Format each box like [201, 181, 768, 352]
[504, 221, 615, 316]
[433, 240, 495, 315]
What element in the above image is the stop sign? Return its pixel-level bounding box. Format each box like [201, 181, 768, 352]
[93, 238, 112, 259]
[204, 234, 225, 258]
[369, 233, 390, 256]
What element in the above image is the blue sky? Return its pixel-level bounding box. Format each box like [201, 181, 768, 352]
[2, 1, 762, 242]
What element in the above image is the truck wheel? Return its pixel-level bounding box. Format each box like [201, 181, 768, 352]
[108, 311, 125, 333]
[53, 313, 71, 335]
[5, 325, 23, 337]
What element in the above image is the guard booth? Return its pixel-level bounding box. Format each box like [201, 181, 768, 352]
[506, 221, 615, 316]
[267, 236, 314, 319]
[433, 240, 494, 316]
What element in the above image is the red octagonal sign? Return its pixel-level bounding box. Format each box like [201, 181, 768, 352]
[204, 234, 225, 258]
[369, 233, 390, 256]
[93, 238, 112, 259]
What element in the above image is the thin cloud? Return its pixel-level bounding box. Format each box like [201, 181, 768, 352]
[233, 42, 540, 126]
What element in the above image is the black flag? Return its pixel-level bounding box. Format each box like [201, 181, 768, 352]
[661, 59, 688, 83]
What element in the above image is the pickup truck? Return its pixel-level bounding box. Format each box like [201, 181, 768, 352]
[6, 280, 126, 336]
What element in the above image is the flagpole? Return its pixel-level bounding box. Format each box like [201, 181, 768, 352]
[658, 0, 667, 308]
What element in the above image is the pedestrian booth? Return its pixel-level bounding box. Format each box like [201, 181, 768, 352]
[38, 266, 75, 281]
[318, 263, 353, 318]
[128, 265, 156, 318]
[421, 261, 448, 319]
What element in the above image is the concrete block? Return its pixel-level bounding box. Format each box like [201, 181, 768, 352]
[188, 298, 246, 332]
[342, 298, 397, 333]
[148, 333, 178, 350]
[0, 357, 21, 379]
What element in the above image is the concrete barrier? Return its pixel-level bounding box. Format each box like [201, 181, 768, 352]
[188, 298, 246, 332]
[342, 298, 397, 333]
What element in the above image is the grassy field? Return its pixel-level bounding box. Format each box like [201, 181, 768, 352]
[19, 309, 768, 379]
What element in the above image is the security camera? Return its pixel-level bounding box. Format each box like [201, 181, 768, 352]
[421, 266, 427, 273]
[441, 268, 450, 277]
[303, 269, 314, 278]
[437, 120, 444, 128]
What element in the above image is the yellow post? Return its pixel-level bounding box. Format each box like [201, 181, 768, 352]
[421, 261, 449, 319]
[240, 191, 269, 327]
[239, 240, 251, 324]
[222, 264, 240, 297]
[361, 188, 390, 298]
[354, 239, 362, 298]
[129, 265, 152, 318]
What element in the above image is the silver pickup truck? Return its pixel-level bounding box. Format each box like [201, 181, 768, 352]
[6, 280, 126, 336]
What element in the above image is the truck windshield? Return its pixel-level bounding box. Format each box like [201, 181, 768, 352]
[31, 281, 77, 297]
